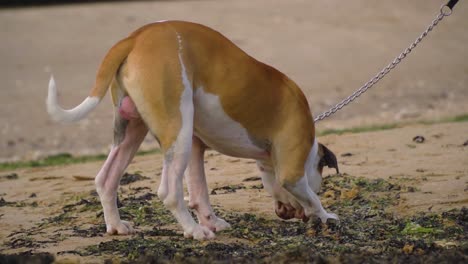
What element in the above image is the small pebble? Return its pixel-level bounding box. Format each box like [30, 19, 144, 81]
[412, 136, 425, 143]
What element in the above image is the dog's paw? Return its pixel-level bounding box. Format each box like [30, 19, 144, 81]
[210, 217, 231, 232]
[319, 212, 340, 224]
[106, 220, 135, 235]
[198, 214, 231, 232]
[184, 224, 216, 240]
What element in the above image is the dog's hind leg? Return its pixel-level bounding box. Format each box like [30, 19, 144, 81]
[154, 99, 216, 240]
[133, 94, 214, 240]
[125, 72, 215, 240]
[185, 136, 231, 232]
[120, 29, 214, 239]
[95, 94, 148, 235]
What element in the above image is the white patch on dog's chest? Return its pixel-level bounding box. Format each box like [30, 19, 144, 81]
[193, 88, 267, 159]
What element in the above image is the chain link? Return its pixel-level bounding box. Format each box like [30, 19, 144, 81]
[314, 5, 452, 123]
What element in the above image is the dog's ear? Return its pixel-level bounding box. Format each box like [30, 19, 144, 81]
[318, 143, 339, 174]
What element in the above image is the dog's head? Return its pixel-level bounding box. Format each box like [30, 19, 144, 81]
[317, 143, 339, 175]
[305, 142, 339, 194]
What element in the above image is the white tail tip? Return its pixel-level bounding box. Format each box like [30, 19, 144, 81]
[46, 75, 100, 123]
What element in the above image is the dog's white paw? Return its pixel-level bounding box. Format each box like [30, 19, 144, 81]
[210, 217, 231, 232]
[198, 213, 231, 232]
[184, 224, 216, 240]
[106, 220, 135, 235]
[319, 212, 340, 224]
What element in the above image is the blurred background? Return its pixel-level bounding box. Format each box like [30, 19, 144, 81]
[1, 0, 467, 162]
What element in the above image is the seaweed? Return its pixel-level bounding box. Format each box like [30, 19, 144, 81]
[211, 184, 246, 195]
[2, 174, 467, 263]
[120, 172, 150, 185]
[0, 173, 18, 180]
[0, 252, 55, 264]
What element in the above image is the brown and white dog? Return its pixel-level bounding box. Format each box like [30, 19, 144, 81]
[47, 21, 339, 240]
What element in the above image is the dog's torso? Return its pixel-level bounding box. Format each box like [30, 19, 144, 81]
[192, 86, 269, 160]
[121, 21, 315, 166]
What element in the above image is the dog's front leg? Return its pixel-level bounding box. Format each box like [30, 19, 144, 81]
[259, 161, 307, 221]
[185, 136, 230, 232]
[282, 176, 339, 224]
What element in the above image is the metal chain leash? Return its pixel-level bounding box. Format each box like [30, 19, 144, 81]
[314, 3, 457, 123]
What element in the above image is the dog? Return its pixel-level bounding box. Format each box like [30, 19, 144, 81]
[47, 21, 339, 240]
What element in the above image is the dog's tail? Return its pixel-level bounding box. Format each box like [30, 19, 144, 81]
[47, 37, 134, 123]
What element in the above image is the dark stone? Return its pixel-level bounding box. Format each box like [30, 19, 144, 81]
[413, 135, 425, 143]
